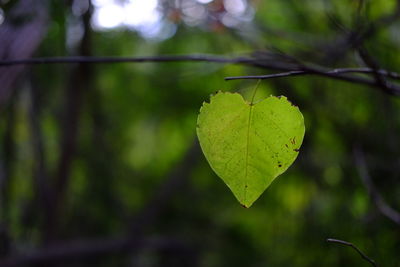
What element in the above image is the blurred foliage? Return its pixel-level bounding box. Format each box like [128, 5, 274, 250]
[1, 0, 400, 266]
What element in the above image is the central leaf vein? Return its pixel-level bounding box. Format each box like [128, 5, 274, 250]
[244, 104, 254, 203]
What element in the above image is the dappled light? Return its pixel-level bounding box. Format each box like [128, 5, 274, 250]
[0, 8, 4, 26]
[91, 0, 255, 39]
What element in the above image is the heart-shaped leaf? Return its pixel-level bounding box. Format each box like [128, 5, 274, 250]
[196, 92, 305, 208]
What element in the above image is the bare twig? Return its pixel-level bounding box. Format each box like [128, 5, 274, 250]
[326, 238, 377, 266]
[225, 68, 400, 80]
[225, 70, 306, 80]
[225, 66, 400, 95]
[2, 55, 400, 95]
[353, 146, 400, 225]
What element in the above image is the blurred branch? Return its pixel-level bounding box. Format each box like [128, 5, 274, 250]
[121, 140, 200, 260]
[324, 0, 400, 61]
[353, 146, 400, 225]
[1, 55, 400, 95]
[0, 97, 16, 216]
[357, 47, 393, 94]
[27, 77, 53, 239]
[0, 0, 48, 107]
[45, 5, 94, 243]
[326, 238, 377, 267]
[0, 92, 17, 258]
[127, 140, 200, 243]
[0, 236, 185, 267]
[2, 55, 400, 81]
[0, 55, 251, 66]
[0, 140, 201, 266]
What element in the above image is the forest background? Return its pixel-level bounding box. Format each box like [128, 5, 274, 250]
[0, 0, 400, 266]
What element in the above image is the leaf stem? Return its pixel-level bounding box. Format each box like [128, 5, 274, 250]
[243, 79, 261, 206]
[250, 79, 262, 104]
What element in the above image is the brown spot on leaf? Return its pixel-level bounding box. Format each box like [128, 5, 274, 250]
[290, 137, 296, 145]
[293, 148, 300, 152]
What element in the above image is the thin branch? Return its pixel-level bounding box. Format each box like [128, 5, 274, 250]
[225, 68, 400, 80]
[2, 55, 400, 95]
[225, 70, 306, 80]
[0, 55, 252, 66]
[326, 238, 377, 267]
[327, 0, 400, 60]
[226, 66, 400, 95]
[357, 47, 393, 94]
[2, 56, 400, 79]
[353, 146, 400, 225]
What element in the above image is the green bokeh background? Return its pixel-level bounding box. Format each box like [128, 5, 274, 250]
[1, 0, 400, 266]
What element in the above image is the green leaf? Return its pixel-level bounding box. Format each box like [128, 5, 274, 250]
[196, 92, 305, 208]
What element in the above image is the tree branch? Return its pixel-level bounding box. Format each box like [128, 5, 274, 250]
[225, 68, 400, 80]
[44, 6, 95, 243]
[226, 66, 400, 95]
[0, 55, 252, 66]
[3, 55, 400, 80]
[326, 238, 377, 266]
[2, 54, 400, 95]
[353, 146, 400, 225]
[357, 47, 394, 94]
